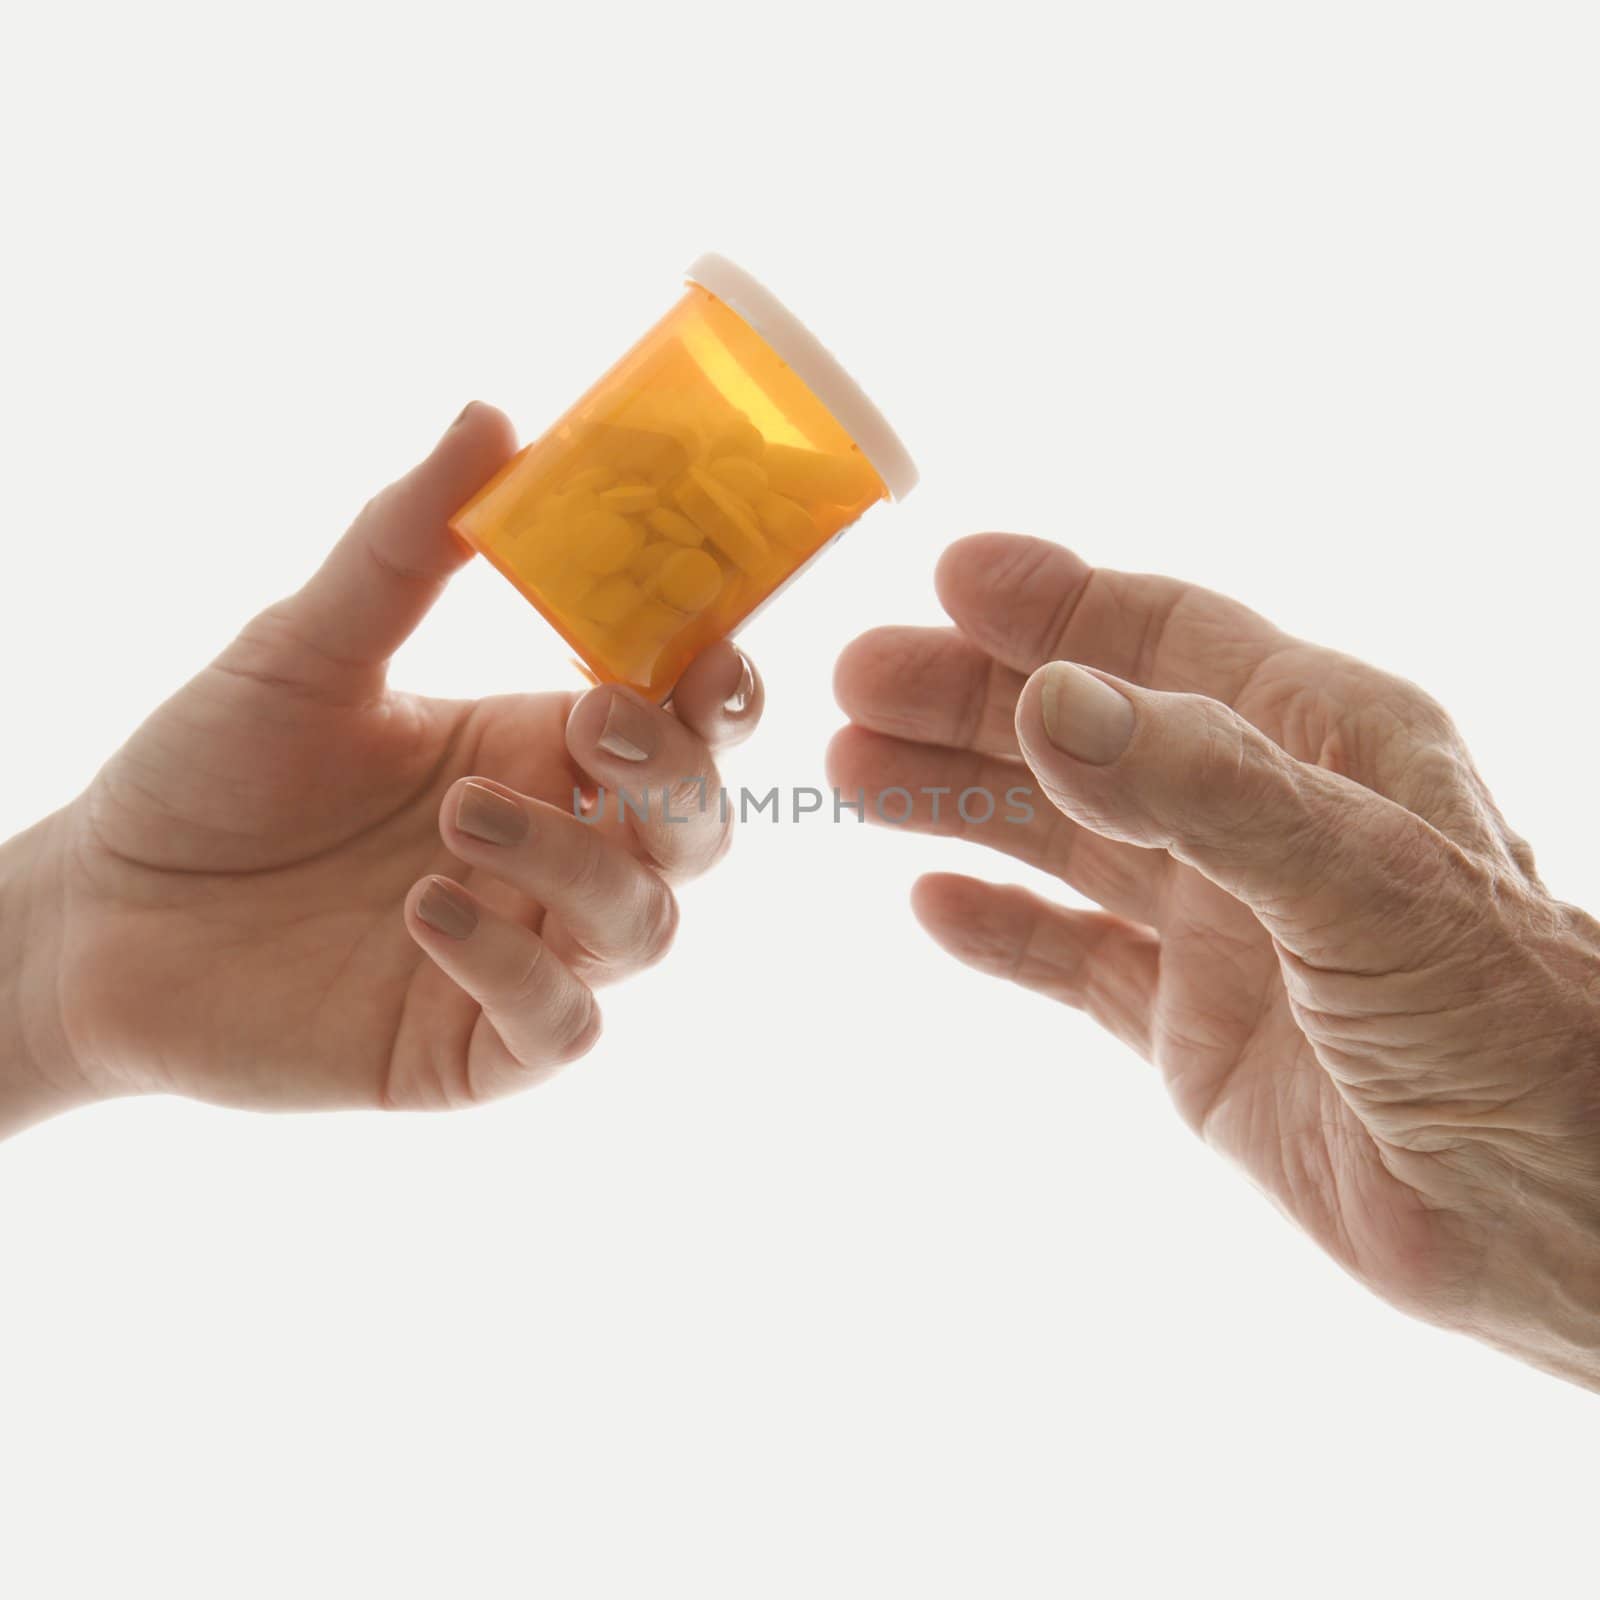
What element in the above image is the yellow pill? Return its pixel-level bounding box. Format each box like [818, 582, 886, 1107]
[762, 444, 879, 506]
[608, 402, 703, 460]
[582, 574, 644, 626]
[573, 422, 691, 486]
[672, 467, 770, 574]
[707, 415, 765, 460]
[562, 466, 615, 496]
[576, 509, 645, 575]
[536, 488, 606, 547]
[600, 483, 659, 514]
[536, 488, 577, 523]
[608, 598, 689, 680]
[520, 512, 575, 569]
[755, 490, 816, 551]
[709, 456, 769, 500]
[657, 547, 723, 613]
[540, 560, 596, 610]
[646, 507, 704, 547]
[630, 540, 675, 586]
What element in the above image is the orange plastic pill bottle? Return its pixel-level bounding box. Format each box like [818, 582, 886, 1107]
[449, 255, 918, 701]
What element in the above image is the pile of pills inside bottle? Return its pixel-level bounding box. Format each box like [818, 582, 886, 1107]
[451, 255, 917, 700]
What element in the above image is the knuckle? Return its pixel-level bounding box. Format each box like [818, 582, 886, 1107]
[1351, 663, 1458, 745]
[953, 651, 994, 748]
[1183, 699, 1298, 850]
[1369, 823, 1496, 963]
[1503, 830, 1541, 883]
[552, 997, 602, 1064]
[503, 941, 550, 1010]
[549, 826, 610, 898]
[636, 883, 680, 965]
[1397, 681, 1457, 742]
[660, 798, 734, 879]
[352, 489, 390, 531]
[1557, 898, 1600, 945]
[1392, 741, 1476, 810]
[701, 813, 737, 874]
[996, 541, 1074, 660]
[500, 942, 600, 1067]
[218, 603, 316, 686]
[662, 774, 714, 824]
[1405, 816, 1463, 890]
[248, 598, 298, 640]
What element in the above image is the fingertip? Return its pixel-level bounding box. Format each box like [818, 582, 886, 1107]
[435, 777, 467, 840]
[436, 774, 525, 843]
[563, 996, 605, 1065]
[405, 874, 480, 944]
[403, 872, 439, 927]
[1016, 661, 1138, 773]
[909, 869, 956, 926]
[934, 531, 1032, 610]
[416, 401, 517, 503]
[352, 401, 519, 583]
[566, 675, 737, 879]
[910, 870, 988, 933]
[831, 627, 897, 717]
[831, 630, 870, 712]
[670, 641, 764, 748]
[935, 533, 1093, 644]
[910, 872, 1032, 974]
[566, 682, 661, 767]
[822, 722, 872, 793]
[441, 400, 518, 459]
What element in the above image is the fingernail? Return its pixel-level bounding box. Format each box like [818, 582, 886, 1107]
[1039, 662, 1135, 764]
[596, 694, 655, 762]
[723, 650, 755, 716]
[448, 401, 478, 432]
[417, 877, 478, 940]
[456, 780, 528, 846]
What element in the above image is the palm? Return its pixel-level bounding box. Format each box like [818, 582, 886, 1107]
[63, 646, 588, 1109]
[34, 407, 756, 1123]
[50, 403, 677, 1112]
[1146, 722, 1399, 1280]
[835, 540, 1442, 1291]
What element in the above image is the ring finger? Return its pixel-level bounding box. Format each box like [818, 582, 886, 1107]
[825, 725, 1169, 927]
[440, 776, 679, 983]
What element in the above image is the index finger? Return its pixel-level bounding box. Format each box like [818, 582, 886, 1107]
[934, 532, 1285, 709]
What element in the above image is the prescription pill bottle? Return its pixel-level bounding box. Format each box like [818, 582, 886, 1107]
[450, 255, 917, 701]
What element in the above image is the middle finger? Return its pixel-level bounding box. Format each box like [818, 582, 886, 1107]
[441, 777, 678, 981]
[565, 685, 735, 880]
[834, 625, 1025, 758]
[825, 725, 1170, 927]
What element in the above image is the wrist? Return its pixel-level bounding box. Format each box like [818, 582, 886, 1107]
[0, 812, 93, 1137]
[1470, 1210, 1600, 1392]
[1449, 933, 1600, 1392]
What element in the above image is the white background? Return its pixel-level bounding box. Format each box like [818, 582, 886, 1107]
[2, 2, 1598, 1595]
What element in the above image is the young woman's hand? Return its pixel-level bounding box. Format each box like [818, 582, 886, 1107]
[832, 532, 1600, 1391]
[0, 404, 762, 1132]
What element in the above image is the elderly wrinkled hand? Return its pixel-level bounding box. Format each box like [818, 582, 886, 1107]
[832, 531, 1600, 1391]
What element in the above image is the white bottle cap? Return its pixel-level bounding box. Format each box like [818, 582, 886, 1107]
[684, 253, 919, 501]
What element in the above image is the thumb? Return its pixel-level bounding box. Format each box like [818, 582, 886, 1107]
[240, 402, 517, 690]
[1015, 660, 1459, 973]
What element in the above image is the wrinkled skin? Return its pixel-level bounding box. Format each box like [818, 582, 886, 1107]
[833, 532, 1600, 1390]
